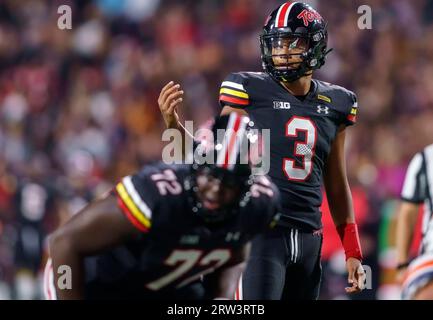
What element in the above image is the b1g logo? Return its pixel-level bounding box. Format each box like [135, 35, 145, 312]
[273, 101, 291, 110]
[297, 9, 322, 27]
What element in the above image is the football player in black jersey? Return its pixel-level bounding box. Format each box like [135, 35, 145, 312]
[45, 113, 280, 300]
[159, 2, 365, 299]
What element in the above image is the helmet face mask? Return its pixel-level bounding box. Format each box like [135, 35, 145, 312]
[187, 163, 252, 224]
[260, 2, 331, 83]
[195, 165, 246, 211]
[186, 113, 255, 224]
[262, 34, 310, 72]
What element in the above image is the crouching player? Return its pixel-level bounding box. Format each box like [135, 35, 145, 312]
[44, 113, 280, 300]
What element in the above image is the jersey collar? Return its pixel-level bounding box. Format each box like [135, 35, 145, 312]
[274, 77, 318, 104]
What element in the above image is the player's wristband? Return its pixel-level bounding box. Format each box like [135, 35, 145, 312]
[336, 223, 363, 261]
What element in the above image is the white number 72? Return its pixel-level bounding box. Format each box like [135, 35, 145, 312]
[145, 249, 231, 291]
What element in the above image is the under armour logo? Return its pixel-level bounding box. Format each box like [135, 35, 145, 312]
[317, 105, 329, 114]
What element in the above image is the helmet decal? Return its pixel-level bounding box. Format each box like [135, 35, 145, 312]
[275, 2, 297, 28]
[296, 8, 323, 27]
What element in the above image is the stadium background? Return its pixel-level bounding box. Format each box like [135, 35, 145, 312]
[0, 0, 432, 299]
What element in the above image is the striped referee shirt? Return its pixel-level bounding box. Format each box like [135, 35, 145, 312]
[401, 144, 433, 254]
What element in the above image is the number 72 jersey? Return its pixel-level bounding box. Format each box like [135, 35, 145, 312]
[219, 72, 359, 230]
[94, 162, 280, 296]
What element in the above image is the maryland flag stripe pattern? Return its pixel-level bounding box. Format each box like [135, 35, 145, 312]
[347, 101, 358, 123]
[219, 81, 250, 106]
[115, 176, 152, 232]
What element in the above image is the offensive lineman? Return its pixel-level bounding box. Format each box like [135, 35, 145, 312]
[45, 114, 280, 300]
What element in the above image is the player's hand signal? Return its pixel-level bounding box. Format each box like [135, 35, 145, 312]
[158, 81, 184, 129]
[345, 257, 366, 294]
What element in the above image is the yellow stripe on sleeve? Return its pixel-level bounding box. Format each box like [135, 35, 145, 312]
[219, 88, 249, 99]
[116, 182, 151, 229]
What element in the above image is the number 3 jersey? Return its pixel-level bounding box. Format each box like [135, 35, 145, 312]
[84, 162, 280, 297]
[219, 72, 358, 231]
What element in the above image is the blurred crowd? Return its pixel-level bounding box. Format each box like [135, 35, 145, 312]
[0, 0, 432, 299]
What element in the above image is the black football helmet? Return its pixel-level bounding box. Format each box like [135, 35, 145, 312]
[185, 113, 257, 223]
[260, 2, 332, 82]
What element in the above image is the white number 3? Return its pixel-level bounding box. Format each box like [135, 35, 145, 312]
[283, 117, 317, 182]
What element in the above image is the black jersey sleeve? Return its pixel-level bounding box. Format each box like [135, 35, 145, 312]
[317, 81, 359, 127]
[115, 173, 156, 233]
[401, 152, 427, 204]
[114, 163, 184, 232]
[343, 91, 359, 127]
[219, 72, 251, 109]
